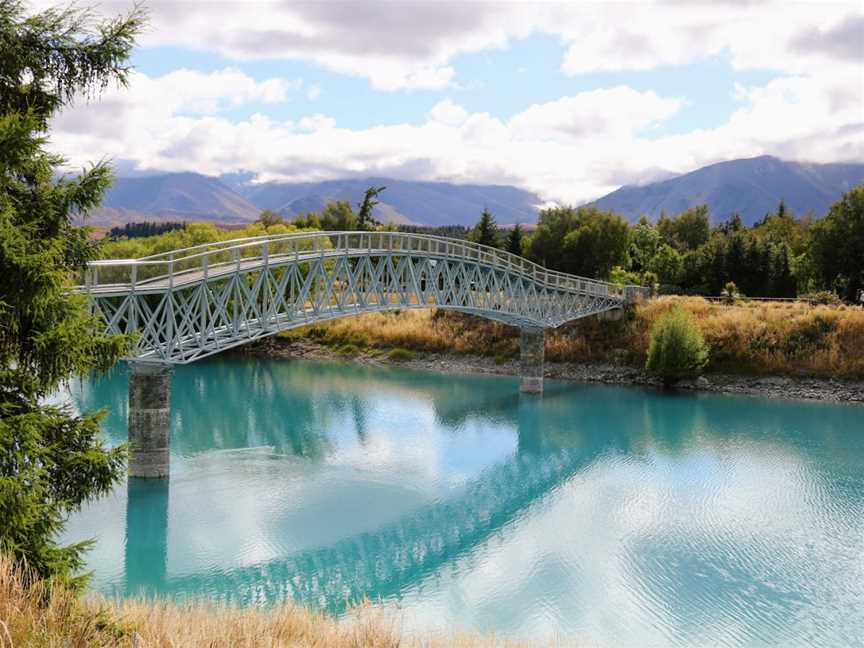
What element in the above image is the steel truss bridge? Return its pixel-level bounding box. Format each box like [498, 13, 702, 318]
[77, 231, 644, 364]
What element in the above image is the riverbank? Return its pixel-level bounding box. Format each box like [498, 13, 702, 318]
[250, 297, 864, 403]
[252, 338, 864, 404]
[0, 556, 526, 648]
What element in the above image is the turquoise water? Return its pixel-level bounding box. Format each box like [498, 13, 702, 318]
[64, 358, 864, 646]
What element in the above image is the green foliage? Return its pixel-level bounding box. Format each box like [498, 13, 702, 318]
[469, 208, 500, 248]
[256, 209, 284, 227]
[357, 185, 386, 230]
[524, 206, 580, 268]
[648, 243, 683, 285]
[397, 224, 470, 239]
[386, 347, 416, 361]
[627, 216, 661, 272]
[645, 307, 709, 386]
[561, 208, 630, 278]
[504, 223, 524, 256]
[527, 206, 628, 278]
[753, 203, 812, 255]
[335, 343, 362, 357]
[609, 266, 643, 286]
[107, 221, 185, 240]
[809, 186, 864, 302]
[658, 205, 711, 251]
[99, 220, 310, 259]
[0, 0, 143, 585]
[802, 290, 842, 306]
[722, 281, 740, 305]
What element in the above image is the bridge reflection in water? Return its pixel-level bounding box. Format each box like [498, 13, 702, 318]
[66, 358, 864, 640]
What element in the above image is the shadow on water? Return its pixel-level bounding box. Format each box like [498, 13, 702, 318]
[69, 357, 864, 641]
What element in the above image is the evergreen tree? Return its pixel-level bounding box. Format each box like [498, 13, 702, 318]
[470, 208, 500, 248]
[0, 1, 142, 585]
[357, 185, 386, 230]
[257, 209, 284, 227]
[771, 244, 797, 297]
[809, 186, 864, 301]
[505, 223, 524, 256]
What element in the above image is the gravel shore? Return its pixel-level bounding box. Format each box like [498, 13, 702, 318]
[249, 338, 864, 405]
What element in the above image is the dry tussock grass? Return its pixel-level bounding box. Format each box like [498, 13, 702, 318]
[0, 556, 530, 648]
[282, 299, 864, 378]
[635, 297, 864, 377]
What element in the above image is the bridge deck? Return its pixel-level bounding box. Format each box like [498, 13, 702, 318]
[77, 232, 647, 363]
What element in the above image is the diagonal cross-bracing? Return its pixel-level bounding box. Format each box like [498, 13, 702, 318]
[75, 231, 647, 364]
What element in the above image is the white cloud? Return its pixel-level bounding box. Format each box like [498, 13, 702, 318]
[35, 1, 861, 91]
[51, 61, 863, 206]
[509, 87, 684, 142]
[428, 99, 469, 126]
[37, 1, 863, 203]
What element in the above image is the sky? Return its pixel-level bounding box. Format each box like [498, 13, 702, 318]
[43, 0, 864, 205]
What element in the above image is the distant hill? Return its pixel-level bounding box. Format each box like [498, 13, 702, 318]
[87, 173, 260, 226]
[237, 178, 542, 226]
[592, 156, 864, 224]
[82, 156, 864, 229]
[85, 174, 542, 227]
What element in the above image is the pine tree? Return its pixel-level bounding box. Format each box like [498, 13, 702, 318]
[505, 223, 524, 256]
[357, 185, 386, 230]
[0, 1, 142, 586]
[470, 208, 500, 248]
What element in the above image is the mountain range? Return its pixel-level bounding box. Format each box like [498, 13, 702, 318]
[87, 156, 864, 228]
[593, 156, 864, 224]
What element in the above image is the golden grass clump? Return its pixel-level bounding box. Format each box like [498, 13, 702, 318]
[634, 297, 864, 377]
[281, 298, 864, 379]
[0, 555, 532, 648]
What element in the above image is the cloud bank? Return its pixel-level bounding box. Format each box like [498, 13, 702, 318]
[43, 0, 863, 204]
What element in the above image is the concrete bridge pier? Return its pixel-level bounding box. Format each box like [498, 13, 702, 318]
[519, 326, 545, 394]
[128, 362, 173, 478]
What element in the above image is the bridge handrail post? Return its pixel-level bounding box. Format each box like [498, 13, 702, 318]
[131, 263, 137, 290]
[168, 253, 174, 291]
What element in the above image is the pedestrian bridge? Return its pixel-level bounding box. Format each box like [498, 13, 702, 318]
[77, 231, 643, 365]
[75, 231, 647, 477]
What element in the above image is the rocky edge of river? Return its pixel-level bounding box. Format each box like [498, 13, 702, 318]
[249, 339, 864, 405]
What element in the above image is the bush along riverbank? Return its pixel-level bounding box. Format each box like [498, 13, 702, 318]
[250, 297, 864, 403]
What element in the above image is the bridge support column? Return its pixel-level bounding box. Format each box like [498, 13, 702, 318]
[128, 362, 172, 478]
[519, 327, 545, 394]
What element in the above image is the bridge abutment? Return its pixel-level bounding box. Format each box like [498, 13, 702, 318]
[128, 362, 172, 478]
[519, 327, 545, 394]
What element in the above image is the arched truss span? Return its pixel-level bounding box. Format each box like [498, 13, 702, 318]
[76, 231, 645, 364]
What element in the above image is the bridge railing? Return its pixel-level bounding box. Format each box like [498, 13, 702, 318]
[78, 231, 641, 299]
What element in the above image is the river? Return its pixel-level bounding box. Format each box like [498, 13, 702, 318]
[63, 358, 864, 646]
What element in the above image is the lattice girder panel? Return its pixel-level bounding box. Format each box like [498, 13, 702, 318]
[86, 245, 630, 364]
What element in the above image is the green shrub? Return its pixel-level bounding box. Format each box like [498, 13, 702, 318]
[386, 348, 416, 361]
[722, 281, 740, 305]
[645, 306, 709, 386]
[336, 343, 362, 356]
[802, 290, 842, 306]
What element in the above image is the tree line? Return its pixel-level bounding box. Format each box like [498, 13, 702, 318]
[465, 191, 864, 301]
[107, 186, 864, 303]
[107, 221, 186, 239]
